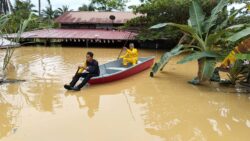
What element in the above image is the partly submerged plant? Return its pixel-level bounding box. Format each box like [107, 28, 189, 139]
[226, 60, 249, 85]
[150, 0, 250, 85]
[0, 13, 32, 79]
[235, 53, 250, 84]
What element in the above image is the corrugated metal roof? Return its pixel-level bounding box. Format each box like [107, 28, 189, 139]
[0, 38, 19, 48]
[55, 11, 141, 24]
[7, 29, 137, 40]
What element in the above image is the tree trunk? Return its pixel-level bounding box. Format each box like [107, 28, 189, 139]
[247, 73, 250, 84]
[197, 58, 216, 83]
[38, 0, 41, 16]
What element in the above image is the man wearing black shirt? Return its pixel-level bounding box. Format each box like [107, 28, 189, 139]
[64, 52, 100, 91]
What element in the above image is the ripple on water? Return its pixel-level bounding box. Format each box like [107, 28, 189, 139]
[0, 47, 250, 141]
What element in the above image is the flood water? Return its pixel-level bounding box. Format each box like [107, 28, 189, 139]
[0, 47, 250, 141]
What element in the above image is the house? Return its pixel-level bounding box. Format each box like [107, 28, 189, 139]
[55, 11, 140, 30]
[7, 11, 141, 47]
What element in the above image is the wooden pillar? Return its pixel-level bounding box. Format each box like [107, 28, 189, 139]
[86, 39, 89, 48]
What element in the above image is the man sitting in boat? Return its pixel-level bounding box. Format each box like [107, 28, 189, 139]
[120, 43, 138, 66]
[64, 52, 100, 91]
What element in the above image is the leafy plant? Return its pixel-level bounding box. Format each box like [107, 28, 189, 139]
[235, 53, 250, 84]
[226, 60, 249, 85]
[126, 0, 246, 41]
[0, 13, 32, 79]
[3, 0, 37, 33]
[92, 0, 128, 11]
[78, 3, 95, 11]
[150, 0, 250, 85]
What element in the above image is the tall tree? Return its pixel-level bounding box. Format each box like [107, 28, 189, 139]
[126, 0, 248, 41]
[42, 7, 56, 20]
[0, 0, 13, 14]
[42, 0, 55, 19]
[78, 3, 95, 11]
[4, 0, 35, 33]
[92, 0, 128, 11]
[56, 5, 72, 16]
[38, 0, 41, 16]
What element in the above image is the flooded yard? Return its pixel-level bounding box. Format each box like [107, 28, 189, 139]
[0, 47, 250, 141]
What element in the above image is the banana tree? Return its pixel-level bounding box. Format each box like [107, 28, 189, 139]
[150, 0, 250, 85]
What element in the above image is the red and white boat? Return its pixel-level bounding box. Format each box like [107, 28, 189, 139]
[88, 56, 155, 84]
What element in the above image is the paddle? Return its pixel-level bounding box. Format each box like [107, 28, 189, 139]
[75, 67, 80, 75]
[117, 32, 133, 60]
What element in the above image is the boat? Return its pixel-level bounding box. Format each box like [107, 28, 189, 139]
[88, 56, 155, 84]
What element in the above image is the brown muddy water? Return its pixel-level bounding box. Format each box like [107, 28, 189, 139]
[0, 47, 250, 141]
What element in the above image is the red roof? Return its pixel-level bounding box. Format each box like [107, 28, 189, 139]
[7, 29, 137, 40]
[55, 11, 141, 24]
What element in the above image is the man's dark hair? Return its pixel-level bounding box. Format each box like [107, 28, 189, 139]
[87, 52, 94, 58]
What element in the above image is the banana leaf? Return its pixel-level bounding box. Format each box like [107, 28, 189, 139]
[150, 44, 191, 77]
[178, 51, 219, 64]
[226, 24, 246, 30]
[206, 30, 226, 47]
[163, 23, 206, 49]
[150, 22, 205, 50]
[204, 0, 228, 33]
[150, 23, 167, 29]
[0, 15, 8, 31]
[227, 27, 250, 42]
[218, 7, 246, 31]
[188, 0, 205, 37]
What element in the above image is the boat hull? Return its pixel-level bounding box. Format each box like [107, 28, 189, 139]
[88, 57, 154, 85]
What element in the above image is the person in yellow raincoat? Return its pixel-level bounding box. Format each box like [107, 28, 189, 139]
[120, 43, 138, 66]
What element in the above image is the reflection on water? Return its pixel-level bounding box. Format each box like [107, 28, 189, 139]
[0, 47, 249, 141]
[65, 92, 100, 118]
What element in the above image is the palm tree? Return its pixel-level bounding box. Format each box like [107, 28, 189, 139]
[41, 0, 55, 20]
[42, 6, 56, 20]
[38, 0, 41, 16]
[0, 0, 13, 14]
[56, 5, 71, 16]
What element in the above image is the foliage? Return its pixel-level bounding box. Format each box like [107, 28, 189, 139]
[0, 14, 32, 79]
[236, 53, 250, 60]
[3, 0, 38, 33]
[92, 0, 128, 11]
[56, 5, 72, 16]
[232, 15, 250, 25]
[3, 0, 61, 33]
[42, 6, 56, 20]
[126, 0, 249, 41]
[78, 3, 95, 11]
[150, 0, 250, 84]
[227, 59, 250, 85]
[126, 0, 219, 41]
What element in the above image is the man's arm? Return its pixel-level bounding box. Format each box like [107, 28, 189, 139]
[86, 61, 99, 73]
[78, 62, 87, 73]
[120, 47, 129, 58]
